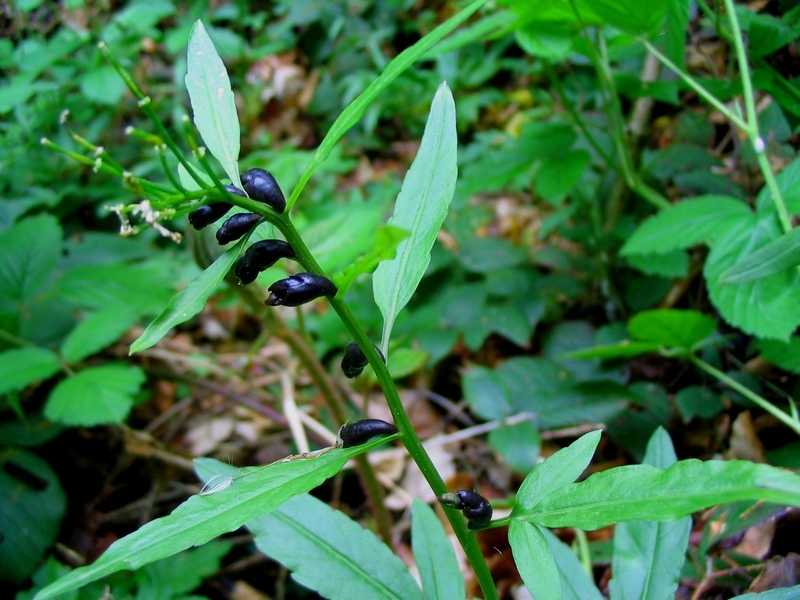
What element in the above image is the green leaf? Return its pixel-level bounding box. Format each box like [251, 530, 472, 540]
[134, 542, 232, 599]
[509, 521, 561, 600]
[674, 385, 724, 422]
[620, 196, 750, 256]
[718, 226, 800, 284]
[333, 225, 409, 297]
[0, 347, 61, 395]
[517, 458, 800, 530]
[287, 0, 487, 211]
[248, 493, 423, 600]
[185, 20, 241, 186]
[706, 213, 800, 341]
[34, 441, 387, 600]
[609, 428, 691, 600]
[542, 527, 604, 600]
[130, 239, 246, 354]
[625, 250, 688, 278]
[43, 364, 145, 426]
[758, 337, 800, 374]
[0, 449, 66, 585]
[60, 306, 139, 363]
[730, 585, 800, 600]
[411, 499, 465, 600]
[559, 341, 662, 361]
[591, 0, 669, 35]
[373, 83, 457, 356]
[488, 421, 541, 474]
[628, 309, 716, 351]
[0, 214, 62, 302]
[514, 430, 602, 514]
[662, 0, 690, 68]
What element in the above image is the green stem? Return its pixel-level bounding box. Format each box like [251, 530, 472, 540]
[642, 40, 749, 133]
[720, 0, 792, 233]
[688, 355, 800, 436]
[274, 217, 498, 599]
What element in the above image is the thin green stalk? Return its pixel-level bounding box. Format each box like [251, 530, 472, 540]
[688, 355, 800, 436]
[721, 0, 791, 233]
[642, 40, 749, 133]
[573, 528, 592, 578]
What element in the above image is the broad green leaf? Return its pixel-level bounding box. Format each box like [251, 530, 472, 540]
[0, 214, 62, 302]
[333, 225, 409, 297]
[0, 347, 61, 395]
[462, 364, 514, 420]
[60, 306, 139, 363]
[248, 493, 423, 600]
[674, 386, 724, 422]
[621, 196, 750, 256]
[44, 364, 145, 426]
[509, 521, 561, 600]
[706, 212, 800, 341]
[757, 337, 800, 374]
[373, 82, 457, 356]
[287, 0, 487, 211]
[185, 20, 240, 187]
[625, 250, 688, 278]
[488, 421, 541, 474]
[0, 449, 66, 585]
[542, 527, 604, 600]
[57, 262, 176, 317]
[628, 309, 716, 351]
[609, 428, 691, 600]
[591, 0, 668, 35]
[412, 499, 465, 600]
[663, 0, 690, 68]
[731, 585, 800, 600]
[718, 226, 800, 283]
[130, 238, 246, 354]
[518, 458, 800, 530]
[34, 440, 388, 600]
[514, 430, 602, 514]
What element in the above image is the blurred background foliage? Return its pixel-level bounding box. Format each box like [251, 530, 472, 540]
[3, 0, 800, 597]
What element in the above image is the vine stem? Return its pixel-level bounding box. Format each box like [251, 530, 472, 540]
[275, 216, 499, 600]
[688, 355, 800, 436]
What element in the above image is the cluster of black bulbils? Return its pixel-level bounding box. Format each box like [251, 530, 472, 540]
[187, 168, 338, 307]
[187, 169, 493, 531]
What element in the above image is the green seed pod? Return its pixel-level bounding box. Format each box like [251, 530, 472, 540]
[216, 213, 261, 245]
[266, 273, 337, 307]
[336, 419, 398, 448]
[241, 168, 286, 213]
[438, 490, 493, 529]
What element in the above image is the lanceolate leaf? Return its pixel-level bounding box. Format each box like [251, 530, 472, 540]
[373, 82, 457, 356]
[250, 494, 423, 600]
[333, 225, 409, 297]
[286, 0, 487, 211]
[517, 458, 800, 530]
[718, 226, 800, 284]
[412, 499, 465, 600]
[509, 521, 561, 600]
[609, 428, 691, 600]
[514, 430, 602, 514]
[130, 237, 247, 354]
[34, 441, 388, 600]
[185, 20, 241, 187]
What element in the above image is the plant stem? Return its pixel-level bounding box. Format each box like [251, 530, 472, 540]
[720, 0, 792, 233]
[268, 215, 497, 597]
[688, 355, 800, 436]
